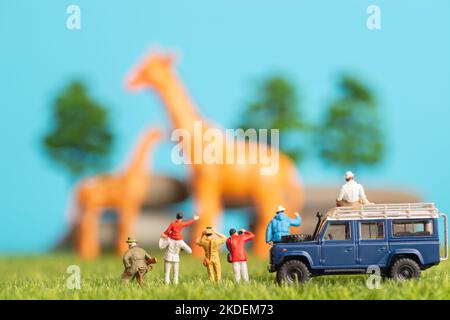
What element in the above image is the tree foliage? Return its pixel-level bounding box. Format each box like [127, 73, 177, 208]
[317, 74, 384, 169]
[43, 80, 113, 180]
[237, 75, 307, 162]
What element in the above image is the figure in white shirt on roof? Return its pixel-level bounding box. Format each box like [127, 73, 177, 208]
[336, 171, 374, 207]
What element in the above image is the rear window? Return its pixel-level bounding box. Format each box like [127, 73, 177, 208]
[392, 219, 433, 237]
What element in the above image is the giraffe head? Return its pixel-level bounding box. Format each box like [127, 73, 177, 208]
[126, 50, 177, 91]
[145, 126, 165, 143]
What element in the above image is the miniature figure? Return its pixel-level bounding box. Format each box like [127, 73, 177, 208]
[336, 171, 373, 207]
[226, 228, 255, 282]
[121, 237, 157, 287]
[159, 212, 198, 284]
[266, 205, 301, 244]
[163, 212, 200, 240]
[196, 227, 227, 282]
[159, 234, 192, 285]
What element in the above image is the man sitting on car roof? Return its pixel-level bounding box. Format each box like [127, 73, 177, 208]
[336, 171, 374, 207]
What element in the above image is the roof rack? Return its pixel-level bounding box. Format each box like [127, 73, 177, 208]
[326, 203, 439, 220]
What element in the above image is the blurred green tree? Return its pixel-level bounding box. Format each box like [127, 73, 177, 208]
[43, 80, 114, 181]
[237, 75, 308, 162]
[317, 74, 384, 169]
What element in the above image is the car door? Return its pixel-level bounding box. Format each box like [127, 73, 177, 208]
[321, 221, 356, 267]
[357, 220, 389, 266]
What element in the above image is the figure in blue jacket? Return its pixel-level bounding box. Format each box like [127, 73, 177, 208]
[266, 205, 301, 244]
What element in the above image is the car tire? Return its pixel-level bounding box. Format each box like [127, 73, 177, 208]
[276, 260, 311, 285]
[389, 258, 421, 281]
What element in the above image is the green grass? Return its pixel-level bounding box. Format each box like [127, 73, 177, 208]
[0, 252, 449, 299]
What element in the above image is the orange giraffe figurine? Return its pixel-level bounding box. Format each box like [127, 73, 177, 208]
[75, 127, 163, 259]
[126, 50, 303, 257]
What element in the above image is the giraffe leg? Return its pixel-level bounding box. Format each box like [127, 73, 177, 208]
[284, 173, 304, 237]
[77, 204, 101, 259]
[252, 185, 283, 258]
[117, 203, 139, 256]
[281, 188, 304, 237]
[191, 176, 223, 257]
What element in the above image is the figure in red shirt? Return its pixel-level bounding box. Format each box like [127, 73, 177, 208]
[226, 228, 255, 282]
[162, 212, 200, 241]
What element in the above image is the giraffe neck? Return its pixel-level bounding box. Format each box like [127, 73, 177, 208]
[153, 70, 204, 132]
[123, 133, 158, 178]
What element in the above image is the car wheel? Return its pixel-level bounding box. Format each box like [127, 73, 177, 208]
[389, 258, 421, 281]
[276, 260, 311, 285]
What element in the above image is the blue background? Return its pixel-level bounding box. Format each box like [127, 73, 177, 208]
[1, 0, 449, 253]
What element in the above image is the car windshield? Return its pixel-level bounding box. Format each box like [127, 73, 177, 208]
[315, 220, 327, 239]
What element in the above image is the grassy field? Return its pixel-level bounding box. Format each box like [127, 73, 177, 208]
[0, 252, 449, 300]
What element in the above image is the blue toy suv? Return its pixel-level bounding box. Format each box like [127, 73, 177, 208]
[269, 203, 448, 284]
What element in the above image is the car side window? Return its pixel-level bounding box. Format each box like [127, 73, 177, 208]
[360, 222, 385, 240]
[392, 219, 434, 237]
[323, 222, 352, 241]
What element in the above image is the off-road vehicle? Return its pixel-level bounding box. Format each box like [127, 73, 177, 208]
[269, 203, 448, 284]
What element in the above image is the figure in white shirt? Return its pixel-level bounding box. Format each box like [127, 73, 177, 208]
[336, 171, 373, 207]
[159, 234, 192, 285]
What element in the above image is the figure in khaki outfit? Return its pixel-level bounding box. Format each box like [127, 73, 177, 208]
[121, 237, 157, 287]
[226, 228, 255, 282]
[336, 171, 374, 207]
[196, 227, 227, 282]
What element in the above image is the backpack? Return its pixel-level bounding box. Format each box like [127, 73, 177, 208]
[227, 237, 233, 263]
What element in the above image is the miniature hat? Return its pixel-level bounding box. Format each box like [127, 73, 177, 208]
[125, 237, 138, 243]
[205, 227, 213, 235]
[276, 205, 286, 213]
[345, 171, 354, 179]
